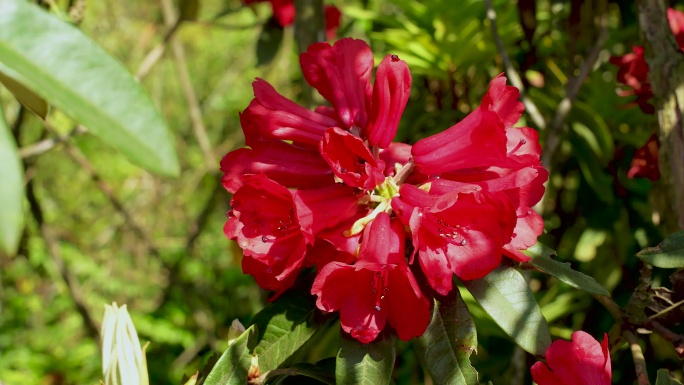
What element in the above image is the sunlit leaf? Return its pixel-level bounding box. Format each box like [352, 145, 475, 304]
[0, 104, 24, 256]
[637, 231, 684, 268]
[201, 325, 257, 385]
[0, 0, 179, 176]
[264, 360, 335, 384]
[462, 266, 551, 356]
[523, 242, 610, 296]
[336, 331, 395, 385]
[249, 286, 332, 372]
[415, 291, 479, 385]
[656, 369, 684, 385]
[0, 68, 48, 119]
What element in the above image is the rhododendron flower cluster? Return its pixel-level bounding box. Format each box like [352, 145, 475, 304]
[221, 38, 547, 343]
[610, 8, 684, 114]
[531, 331, 612, 385]
[244, 0, 341, 40]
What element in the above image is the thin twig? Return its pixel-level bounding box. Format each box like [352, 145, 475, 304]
[26, 178, 102, 348]
[160, 0, 218, 171]
[18, 125, 88, 159]
[649, 320, 684, 357]
[483, 0, 546, 130]
[593, 294, 625, 322]
[135, 17, 184, 81]
[542, 13, 609, 168]
[647, 297, 684, 320]
[624, 331, 652, 385]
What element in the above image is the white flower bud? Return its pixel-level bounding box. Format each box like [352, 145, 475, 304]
[101, 303, 149, 385]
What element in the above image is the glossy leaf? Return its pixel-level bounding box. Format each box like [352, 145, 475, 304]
[264, 360, 336, 385]
[249, 287, 331, 373]
[336, 330, 395, 385]
[637, 231, 684, 268]
[0, 104, 24, 256]
[416, 291, 479, 385]
[656, 369, 684, 385]
[202, 325, 257, 385]
[0, 0, 179, 176]
[0, 67, 48, 119]
[462, 266, 551, 356]
[523, 242, 610, 296]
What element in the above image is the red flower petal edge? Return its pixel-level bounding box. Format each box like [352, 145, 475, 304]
[530, 331, 612, 385]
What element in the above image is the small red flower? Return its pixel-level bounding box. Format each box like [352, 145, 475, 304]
[244, 0, 341, 38]
[531, 331, 612, 385]
[311, 213, 430, 343]
[324, 6, 341, 41]
[628, 134, 660, 181]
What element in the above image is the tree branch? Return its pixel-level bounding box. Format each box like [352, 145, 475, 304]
[625, 330, 652, 385]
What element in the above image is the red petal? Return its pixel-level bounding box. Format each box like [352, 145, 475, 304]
[412, 109, 508, 175]
[220, 141, 334, 193]
[291, 183, 360, 235]
[357, 213, 405, 266]
[481, 73, 524, 128]
[300, 38, 373, 129]
[319, 127, 385, 190]
[364, 54, 411, 148]
[530, 361, 566, 385]
[242, 79, 340, 148]
[668, 8, 684, 48]
[627, 134, 660, 181]
[386, 264, 431, 341]
[271, 0, 295, 26]
[324, 5, 341, 41]
[537, 331, 612, 385]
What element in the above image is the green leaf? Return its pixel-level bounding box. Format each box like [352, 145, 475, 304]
[0, 68, 48, 119]
[264, 360, 336, 385]
[0, 104, 24, 256]
[256, 18, 284, 67]
[523, 243, 610, 296]
[336, 331, 395, 385]
[656, 369, 683, 385]
[637, 232, 684, 268]
[178, 0, 200, 21]
[415, 291, 479, 385]
[0, 0, 179, 176]
[202, 325, 257, 385]
[462, 266, 551, 356]
[249, 287, 331, 373]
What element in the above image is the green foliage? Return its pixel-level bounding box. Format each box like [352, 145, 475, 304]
[524, 242, 610, 296]
[335, 330, 395, 385]
[656, 369, 684, 385]
[462, 266, 551, 357]
[637, 231, 684, 268]
[416, 293, 479, 385]
[0, 104, 24, 256]
[0, 0, 179, 176]
[201, 325, 257, 385]
[0, 70, 48, 119]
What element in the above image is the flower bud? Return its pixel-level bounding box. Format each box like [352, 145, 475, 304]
[101, 303, 149, 385]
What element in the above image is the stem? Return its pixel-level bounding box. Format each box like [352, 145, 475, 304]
[625, 331, 652, 385]
[649, 320, 684, 358]
[392, 160, 414, 185]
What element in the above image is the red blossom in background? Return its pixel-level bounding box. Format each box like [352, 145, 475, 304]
[628, 133, 660, 181]
[531, 331, 612, 385]
[243, 0, 341, 40]
[221, 37, 547, 342]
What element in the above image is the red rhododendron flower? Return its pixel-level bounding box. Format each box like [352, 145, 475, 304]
[611, 8, 684, 113]
[243, 0, 341, 39]
[531, 331, 612, 385]
[221, 37, 547, 342]
[628, 134, 660, 181]
[311, 213, 430, 343]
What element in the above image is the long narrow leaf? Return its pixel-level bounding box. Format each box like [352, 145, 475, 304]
[0, 103, 24, 255]
[0, 1, 179, 176]
[462, 266, 551, 356]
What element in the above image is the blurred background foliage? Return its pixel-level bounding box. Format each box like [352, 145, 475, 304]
[0, 0, 682, 384]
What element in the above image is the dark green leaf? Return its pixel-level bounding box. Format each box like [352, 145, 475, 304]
[523, 243, 610, 296]
[656, 369, 683, 385]
[462, 266, 551, 356]
[415, 291, 479, 385]
[201, 325, 257, 385]
[0, 104, 24, 256]
[0, 68, 48, 119]
[0, 0, 179, 176]
[256, 18, 284, 67]
[336, 330, 395, 385]
[249, 287, 330, 372]
[265, 360, 335, 385]
[637, 231, 684, 268]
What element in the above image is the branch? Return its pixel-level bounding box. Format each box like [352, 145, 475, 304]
[134, 17, 184, 81]
[624, 331, 652, 385]
[18, 125, 87, 159]
[648, 320, 684, 358]
[542, 12, 609, 168]
[483, 0, 546, 131]
[159, 0, 218, 171]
